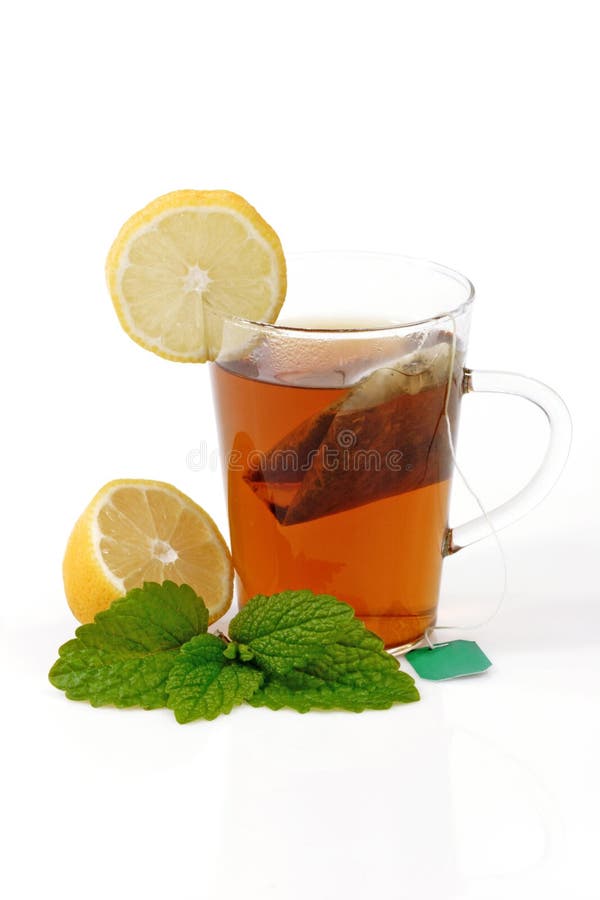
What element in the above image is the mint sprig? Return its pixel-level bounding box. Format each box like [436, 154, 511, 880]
[49, 582, 420, 721]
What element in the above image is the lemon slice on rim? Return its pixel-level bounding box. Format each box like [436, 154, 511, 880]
[106, 189, 286, 362]
[63, 479, 233, 624]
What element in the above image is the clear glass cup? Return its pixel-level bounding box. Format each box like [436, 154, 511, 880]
[209, 252, 571, 650]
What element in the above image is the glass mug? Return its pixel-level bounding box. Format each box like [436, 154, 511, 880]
[209, 252, 571, 650]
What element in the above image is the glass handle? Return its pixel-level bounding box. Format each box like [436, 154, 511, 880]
[445, 368, 572, 555]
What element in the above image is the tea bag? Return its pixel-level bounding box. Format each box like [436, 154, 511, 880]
[245, 337, 462, 525]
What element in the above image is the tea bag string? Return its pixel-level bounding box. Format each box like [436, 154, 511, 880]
[423, 314, 508, 650]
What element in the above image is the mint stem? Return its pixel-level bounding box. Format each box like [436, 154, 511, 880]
[215, 629, 232, 644]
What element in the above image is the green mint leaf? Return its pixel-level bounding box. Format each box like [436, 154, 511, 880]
[48, 581, 209, 709]
[249, 667, 419, 712]
[228, 590, 355, 675]
[248, 614, 420, 712]
[166, 634, 263, 723]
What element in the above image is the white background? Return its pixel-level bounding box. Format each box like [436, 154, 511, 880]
[1, 2, 598, 898]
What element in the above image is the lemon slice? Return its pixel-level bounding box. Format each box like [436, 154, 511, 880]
[63, 479, 233, 624]
[106, 189, 286, 362]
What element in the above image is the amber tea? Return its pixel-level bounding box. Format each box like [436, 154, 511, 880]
[211, 335, 462, 648]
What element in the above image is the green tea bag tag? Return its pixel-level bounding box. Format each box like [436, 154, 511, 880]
[405, 640, 492, 681]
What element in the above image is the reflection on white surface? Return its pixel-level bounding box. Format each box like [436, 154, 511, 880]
[449, 728, 562, 896]
[215, 698, 461, 898]
[212, 686, 573, 900]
